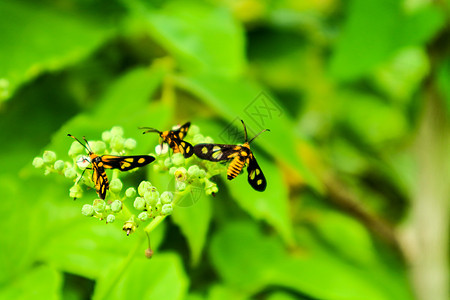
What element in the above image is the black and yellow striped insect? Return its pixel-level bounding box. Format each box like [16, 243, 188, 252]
[139, 122, 194, 158]
[193, 120, 269, 192]
[68, 134, 155, 199]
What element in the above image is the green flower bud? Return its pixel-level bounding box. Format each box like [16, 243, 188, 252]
[144, 189, 159, 206]
[110, 136, 125, 152]
[125, 187, 136, 198]
[102, 130, 112, 143]
[93, 199, 106, 212]
[204, 178, 219, 195]
[171, 153, 185, 166]
[69, 141, 84, 157]
[154, 202, 162, 215]
[188, 124, 200, 136]
[155, 143, 169, 156]
[111, 200, 122, 212]
[92, 141, 106, 154]
[138, 211, 149, 222]
[69, 184, 83, 199]
[106, 214, 115, 223]
[43, 151, 56, 163]
[193, 134, 205, 144]
[197, 169, 206, 178]
[110, 178, 123, 193]
[54, 160, 65, 171]
[162, 204, 173, 215]
[138, 181, 152, 197]
[110, 126, 124, 137]
[187, 165, 200, 177]
[33, 157, 44, 168]
[204, 136, 214, 144]
[176, 181, 186, 191]
[169, 167, 177, 175]
[64, 168, 77, 179]
[160, 191, 173, 204]
[124, 138, 137, 150]
[164, 157, 173, 168]
[174, 167, 187, 182]
[81, 204, 95, 217]
[134, 197, 146, 210]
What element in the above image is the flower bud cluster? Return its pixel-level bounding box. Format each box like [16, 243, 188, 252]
[133, 181, 174, 220]
[151, 126, 224, 201]
[35, 124, 227, 237]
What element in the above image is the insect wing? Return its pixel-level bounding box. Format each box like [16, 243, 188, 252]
[193, 144, 239, 161]
[92, 163, 109, 199]
[247, 154, 267, 191]
[171, 122, 191, 140]
[171, 138, 194, 158]
[101, 155, 155, 171]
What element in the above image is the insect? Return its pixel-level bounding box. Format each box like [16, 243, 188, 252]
[139, 122, 194, 158]
[68, 134, 155, 199]
[193, 120, 269, 192]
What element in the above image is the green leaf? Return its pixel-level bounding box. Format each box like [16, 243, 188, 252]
[209, 221, 286, 292]
[93, 253, 189, 300]
[267, 291, 304, 300]
[210, 221, 414, 300]
[0, 0, 112, 101]
[330, 0, 444, 80]
[227, 153, 294, 245]
[373, 47, 429, 103]
[171, 192, 212, 265]
[0, 265, 62, 300]
[144, 0, 245, 77]
[38, 217, 166, 280]
[0, 175, 45, 284]
[208, 285, 248, 300]
[337, 91, 408, 147]
[175, 73, 323, 192]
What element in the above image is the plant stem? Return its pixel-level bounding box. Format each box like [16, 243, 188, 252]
[405, 87, 450, 300]
[97, 236, 144, 300]
[144, 215, 166, 233]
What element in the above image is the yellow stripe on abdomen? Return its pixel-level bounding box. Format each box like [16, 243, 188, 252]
[227, 157, 244, 180]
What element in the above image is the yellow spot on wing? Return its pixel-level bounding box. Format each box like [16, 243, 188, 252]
[257, 179, 263, 185]
[138, 157, 145, 164]
[212, 151, 223, 160]
[213, 146, 221, 152]
[250, 171, 255, 180]
[121, 162, 131, 169]
[256, 169, 260, 175]
[202, 147, 208, 154]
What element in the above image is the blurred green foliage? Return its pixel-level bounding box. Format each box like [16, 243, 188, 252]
[1, 0, 449, 300]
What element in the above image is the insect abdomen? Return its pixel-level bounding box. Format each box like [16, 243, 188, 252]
[227, 157, 245, 180]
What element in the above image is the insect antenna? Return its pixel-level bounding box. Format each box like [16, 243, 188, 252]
[139, 127, 161, 135]
[248, 129, 270, 144]
[68, 134, 92, 154]
[82, 136, 94, 153]
[240, 120, 248, 142]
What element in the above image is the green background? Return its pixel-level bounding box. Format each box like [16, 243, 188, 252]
[0, 0, 449, 299]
